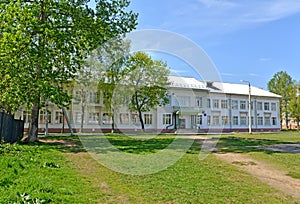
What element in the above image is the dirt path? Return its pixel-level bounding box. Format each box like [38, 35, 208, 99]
[215, 153, 300, 201]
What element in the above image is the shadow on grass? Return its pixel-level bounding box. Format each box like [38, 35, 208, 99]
[12, 134, 299, 156]
[215, 136, 299, 154]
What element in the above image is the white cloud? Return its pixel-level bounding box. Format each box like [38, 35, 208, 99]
[162, 0, 300, 36]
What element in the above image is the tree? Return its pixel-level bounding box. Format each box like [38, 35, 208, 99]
[90, 36, 130, 132]
[268, 71, 294, 129]
[288, 81, 300, 130]
[123, 52, 170, 131]
[0, 0, 137, 142]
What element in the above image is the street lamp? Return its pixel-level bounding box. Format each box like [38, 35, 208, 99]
[241, 80, 252, 134]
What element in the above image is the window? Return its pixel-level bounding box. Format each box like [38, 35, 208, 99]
[144, 114, 152, 125]
[102, 113, 112, 125]
[207, 98, 211, 108]
[213, 99, 219, 109]
[257, 117, 263, 125]
[221, 100, 228, 109]
[191, 115, 202, 126]
[240, 116, 247, 126]
[55, 111, 64, 124]
[207, 115, 211, 125]
[232, 100, 238, 109]
[163, 114, 172, 125]
[257, 102, 263, 110]
[264, 116, 271, 125]
[75, 90, 82, 99]
[233, 116, 239, 125]
[222, 116, 229, 125]
[119, 113, 129, 125]
[23, 111, 31, 123]
[177, 96, 190, 107]
[89, 92, 98, 103]
[75, 112, 81, 124]
[272, 117, 277, 125]
[195, 97, 203, 108]
[131, 113, 139, 125]
[271, 103, 276, 111]
[264, 102, 270, 111]
[240, 101, 246, 110]
[88, 113, 99, 124]
[212, 116, 220, 125]
[39, 109, 51, 124]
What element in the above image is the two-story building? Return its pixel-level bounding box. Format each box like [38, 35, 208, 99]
[16, 75, 281, 133]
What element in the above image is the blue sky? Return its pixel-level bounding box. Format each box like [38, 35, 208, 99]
[126, 0, 300, 89]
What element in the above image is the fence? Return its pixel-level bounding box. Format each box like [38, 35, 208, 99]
[0, 112, 24, 144]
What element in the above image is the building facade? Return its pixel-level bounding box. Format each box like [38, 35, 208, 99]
[16, 76, 281, 133]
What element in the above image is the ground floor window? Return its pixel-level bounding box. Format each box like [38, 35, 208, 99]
[120, 113, 129, 125]
[257, 117, 263, 125]
[55, 111, 64, 124]
[163, 114, 172, 125]
[272, 117, 277, 125]
[212, 116, 220, 125]
[102, 113, 112, 125]
[39, 109, 51, 124]
[23, 111, 31, 123]
[207, 115, 211, 125]
[222, 116, 228, 125]
[233, 116, 238, 125]
[88, 113, 99, 124]
[144, 114, 152, 125]
[240, 116, 247, 126]
[131, 113, 139, 125]
[264, 116, 271, 126]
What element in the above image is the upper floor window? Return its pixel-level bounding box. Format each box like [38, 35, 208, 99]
[240, 101, 246, 110]
[264, 102, 270, 111]
[207, 98, 211, 108]
[221, 100, 228, 109]
[177, 96, 190, 107]
[232, 100, 238, 109]
[213, 99, 219, 109]
[195, 97, 203, 108]
[257, 102, 263, 110]
[89, 92, 98, 103]
[271, 103, 276, 111]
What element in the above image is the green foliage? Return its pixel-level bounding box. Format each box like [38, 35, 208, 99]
[268, 71, 295, 127]
[123, 52, 170, 130]
[288, 81, 300, 128]
[0, 0, 137, 140]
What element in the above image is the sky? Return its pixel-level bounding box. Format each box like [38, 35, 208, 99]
[125, 0, 300, 89]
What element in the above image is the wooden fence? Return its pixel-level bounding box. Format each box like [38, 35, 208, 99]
[0, 112, 24, 143]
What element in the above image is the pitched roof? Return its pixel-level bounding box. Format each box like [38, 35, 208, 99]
[168, 76, 281, 98]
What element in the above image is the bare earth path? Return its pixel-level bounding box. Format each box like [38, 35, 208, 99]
[215, 153, 300, 201]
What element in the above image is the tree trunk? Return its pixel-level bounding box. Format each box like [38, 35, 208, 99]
[28, 103, 39, 142]
[111, 108, 115, 133]
[138, 109, 145, 132]
[285, 102, 289, 130]
[81, 102, 85, 132]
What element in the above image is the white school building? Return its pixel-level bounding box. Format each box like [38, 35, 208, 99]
[17, 76, 281, 133]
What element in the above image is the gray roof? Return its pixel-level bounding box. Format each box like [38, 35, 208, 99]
[168, 76, 281, 98]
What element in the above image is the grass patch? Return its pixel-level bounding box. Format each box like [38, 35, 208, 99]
[1, 132, 299, 203]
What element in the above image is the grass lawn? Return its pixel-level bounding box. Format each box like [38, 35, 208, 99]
[0, 131, 299, 203]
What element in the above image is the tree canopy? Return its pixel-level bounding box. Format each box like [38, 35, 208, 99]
[0, 0, 138, 141]
[122, 52, 170, 131]
[268, 71, 295, 129]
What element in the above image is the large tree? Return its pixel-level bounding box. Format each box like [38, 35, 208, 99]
[288, 81, 300, 130]
[92, 36, 130, 132]
[268, 71, 294, 129]
[123, 52, 170, 131]
[0, 0, 137, 142]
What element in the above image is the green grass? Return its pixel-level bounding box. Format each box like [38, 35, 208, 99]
[0, 131, 299, 203]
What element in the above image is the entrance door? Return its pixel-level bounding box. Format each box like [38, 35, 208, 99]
[180, 118, 186, 129]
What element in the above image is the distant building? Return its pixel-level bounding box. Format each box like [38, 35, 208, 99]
[16, 76, 281, 133]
